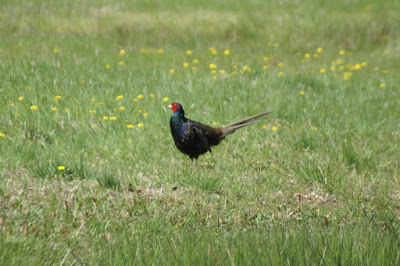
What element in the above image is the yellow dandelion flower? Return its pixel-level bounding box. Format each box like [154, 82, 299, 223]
[169, 69, 175, 74]
[379, 83, 385, 88]
[361, 62, 367, 67]
[116, 95, 123, 101]
[224, 50, 230, 55]
[89, 98, 95, 102]
[211, 49, 217, 55]
[163, 97, 169, 103]
[330, 66, 336, 71]
[311, 126, 318, 131]
[278, 63, 284, 68]
[304, 53, 311, 59]
[313, 54, 319, 59]
[137, 123, 144, 128]
[58, 166, 65, 171]
[186, 50, 192, 56]
[103, 116, 108, 120]
[346, 51, 351, 56]
[31, 105, 38, 110]
[137, 109, 142, 113]
[106, 64, 110, 69]
[263, 57, 269, 62]
[127, 124, 134, 129]
[144, 112, 149, 117]
[9, 103, 15, 107]
[119, 49, 126, 56]
[339, 50, 345, 55]
[150, 94, 155, 98]
[18, 96, 24, 101]
[320, 68, 326, 73]
[137, 94, 144, 99]
[339, 66, 345, 71]
[192, 66, 197, 71]
[51, 107, 57, 111]
[133, 98, 138, 102]
[109, 116, 117, 121]
[64, 108, 69, 113]
[211, 75, 217, 80]
[299, 91, 305, 96]
[89, 110, 96, 114]
[242, 65, 249, 71]
[183, 62, 189, 68]
[336, 59, 342, 65]
[53, 48, 59, 53]
[55, 95, 61, 101]
[262, 125, 268, 129]
[212, 121, 217, 126]
[119, 107, 125, 111]
[272, 126, 278, 131]
[382, 69, 389, 74]
[354, 64, 361, 70]
[0, 132, 4, 137]
[374, 66, 379, 71]
[211, 70, 217, 74]
[219, 70, 226, 74]
[301, 59, 306, 64]
[209, 63, 217, 69]
[192, 59, 199, 64]
[156, 49, 164, 54]
[263, 65, 268, 70]
[119, 61, 124, 66]
[273, 42, 279, 48]
[316, 47, 323, 53]
[278, 72, 284, 77]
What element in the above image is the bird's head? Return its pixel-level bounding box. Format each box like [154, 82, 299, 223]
[168, 102, 185, 116]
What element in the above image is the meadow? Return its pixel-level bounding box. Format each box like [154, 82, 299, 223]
[1, 0, 400, 264]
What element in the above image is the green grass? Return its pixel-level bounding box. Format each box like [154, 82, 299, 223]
[1, 0, 400, 264]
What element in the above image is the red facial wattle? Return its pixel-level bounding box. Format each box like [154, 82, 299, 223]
[171, 103, 178, 113]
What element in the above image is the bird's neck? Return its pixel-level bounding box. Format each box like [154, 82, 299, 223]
[171, 112, 185, 118]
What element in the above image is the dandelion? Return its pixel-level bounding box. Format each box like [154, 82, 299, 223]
[106, 64, 110, 69]
[53, 48, 59, 53]
[119, 107, 125, 111]
[156, 49, 164, 54]
[262, 125, 267, 129]
[339, 66, 345, 71]
[127, 124, 134, 129]
[374, 66, 379, 71]
[346, 51, 351, 56]
[119, 49, 126, 56]
[361, 62, 367, 67]
[304, 53, 310, 59]
[119, 61, 124, 66]
[209, 63, 217, 69]
[316, 47, 323, 53]
[212, 121, 217, 126]
[163, 97, 169, 103]
[242, 65, 249, 71]
[116, 95, 123, 101]
[103, 116, 108, 120]
[169, 69, 175, 74]
[353, 64, 361, 70]
[336, 59, 342, 65]
[299, 91, 305, 96]
[263, 65, 268, 70]
[273, 42, 279, 48]
[379, 83, 385, 88]
[58, 166, 65, 171]
[55, 95, 62, 101]
[339, 50, 345, 55]
[313, 54, 319, 59]
[311, 126, 318, 131]
[211, 75, 217, 80]
[10, 103, 15, 107]
[133, 98, 138, 102]
[224, 50, 230, 55]
[211, 70, 217, 74]
[137, 94, 144, 99]
[137, 109, 143, 113]
[109, 116, 117, 121]
[144, 112, 149, 117]
[137, 123, 144, 128]
[183, 62, 189, 68]
[51, 107, 57, 111]
[31, 105, 38, 110]
[219, 70, 226, 74]
[301, 59, 306, 64]
[320, 68, 326, 73]
[18, 96, 24, 101]
[192, 67, 197, 71]
[330, 66, 336, 71]
[89, 110, 96, 114]
[382, 69, 389, 74]
[278, 72, 284, 77]
[211, 49, 217, 55]
[278, 63, 284, 68]
[64, 108, 69, 113]
[263, 57, 269, 62]
[90, 98, 96, 102]
[192, 59, 199, 64]
[272, 126, 278, 131]
[150, 94, 155, 98]
[186, 50, 192, 56]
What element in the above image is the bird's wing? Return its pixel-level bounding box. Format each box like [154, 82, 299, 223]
[187, 120, 211, 152]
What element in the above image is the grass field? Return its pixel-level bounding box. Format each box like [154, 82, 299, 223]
[1, 0, 400, 264]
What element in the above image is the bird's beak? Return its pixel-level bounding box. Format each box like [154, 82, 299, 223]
[168, 104, 172, 108]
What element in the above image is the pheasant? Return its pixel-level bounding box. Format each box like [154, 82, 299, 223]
[169, 102, 270, 161]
